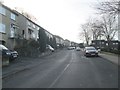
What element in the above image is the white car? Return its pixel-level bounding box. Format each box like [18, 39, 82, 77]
[67, 46, 75, 50]
[76, 47, 81, 51]
[9, 50, 18, 61]
[46, 45, 54, 52]
[84, 47, 98, 57]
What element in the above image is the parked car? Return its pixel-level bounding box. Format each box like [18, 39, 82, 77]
[0, 44, 18, 62]
[76, 47, 81, 51]
[0, 44, 11, 57]
[0, 44, 11, 66]
[46, 45, 54, 52]
[67, 46, 75, 50]
[9, 50, 18, 61]
[84, 46, 98, 57]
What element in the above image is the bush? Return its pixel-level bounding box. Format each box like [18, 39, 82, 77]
[38, 29, 47, 52]
[14, 39, 40, 57]
[101, 48, 120, 55]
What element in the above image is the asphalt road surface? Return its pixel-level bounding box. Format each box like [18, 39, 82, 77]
[3, 49, 118, 88]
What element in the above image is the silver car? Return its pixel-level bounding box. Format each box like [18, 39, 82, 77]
[84, 47, 98, 57]
[76, 47, 81, 51]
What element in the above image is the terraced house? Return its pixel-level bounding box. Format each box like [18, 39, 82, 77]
[0, 3, 40, 50]
[16, 11, 40, 41]
[54, 35, 65, 48]
[0, 4, 19, 50]
[0, 3, 73, 53]
[64, 39, 71, 47]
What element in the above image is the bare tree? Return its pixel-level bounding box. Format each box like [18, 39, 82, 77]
[80, 18, 104, 46]
[81, 23, 91, 46]
[101, 15, 118, 41]
[96, 0, 120, 15]
[90, 20, 104, 40]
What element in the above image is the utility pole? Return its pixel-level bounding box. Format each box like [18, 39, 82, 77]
[118, 1, 120, 41]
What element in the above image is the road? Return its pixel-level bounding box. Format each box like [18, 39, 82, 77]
[3, 49, 118, 88]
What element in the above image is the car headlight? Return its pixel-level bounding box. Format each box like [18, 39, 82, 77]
[86, 51, 89, 53]
[6, 52, 11, 55]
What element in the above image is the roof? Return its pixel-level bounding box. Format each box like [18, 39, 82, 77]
[54, 35, 64, 40]
[14, 10, 40, 27]
[1, 4, 19, 16]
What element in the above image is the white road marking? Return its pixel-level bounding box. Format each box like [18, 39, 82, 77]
[49, 51, 77, 88]
[49, 63, 70, 88]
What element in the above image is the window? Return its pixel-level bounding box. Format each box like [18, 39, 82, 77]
[27, 21, 31, 26]
[22, 30, 25, 38]
[10, 24, 16, 38]
[10, 27, 15, 38]
[37, 34, 39, 39]
[22, 30, 25, 35]
[11, 13, 16, 20]
[33, 24, 35, 28]
[106, 43, 108, 46]
[102, 42, 104, 44]
[0, 6, 6, 15]
[0, 23, 6, 33]
[28, 29, 32, 34]
[32, 33, 35, 38]
[37, 27, 39, 30]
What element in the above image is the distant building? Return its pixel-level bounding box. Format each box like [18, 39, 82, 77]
[54, 35, 64, 47]
[71, 42, 78, 47]
[106, 40, 120, 50]
[91, 40, 120, 50]
[91, 40, 106, 49]
[78, 43, 84, 48]
[44, 29, 53, 39]
[64, 39, 71, 47]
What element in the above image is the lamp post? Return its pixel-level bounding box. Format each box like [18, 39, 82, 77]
[118, 1, 120, 41]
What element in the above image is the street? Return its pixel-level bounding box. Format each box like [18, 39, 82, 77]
[3, 49, 118, 88]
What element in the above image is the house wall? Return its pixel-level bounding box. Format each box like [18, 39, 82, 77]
[0, 5, 19, 50]
[17, 13, 40, 41]
[17, 14, 27, 39]
[64, 40, 71, 47]
[92, 40, 119, 50]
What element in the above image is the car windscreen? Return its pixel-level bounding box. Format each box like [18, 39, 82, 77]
[86, 48, 96, 50]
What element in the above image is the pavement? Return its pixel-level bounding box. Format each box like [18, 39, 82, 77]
[2, 49, 118, 88]
[2, 50, 56, 79]
[99, 52, 119, 66]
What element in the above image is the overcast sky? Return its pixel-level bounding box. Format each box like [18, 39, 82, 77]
[1, 0, 103, 43]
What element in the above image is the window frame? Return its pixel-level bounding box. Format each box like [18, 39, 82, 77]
[0, 23, 6, 33]
[33, 24, 36, 28]
[10, 13, 16, 21]
[0, 6, 6, 15]
[27, 20, 31, 26]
